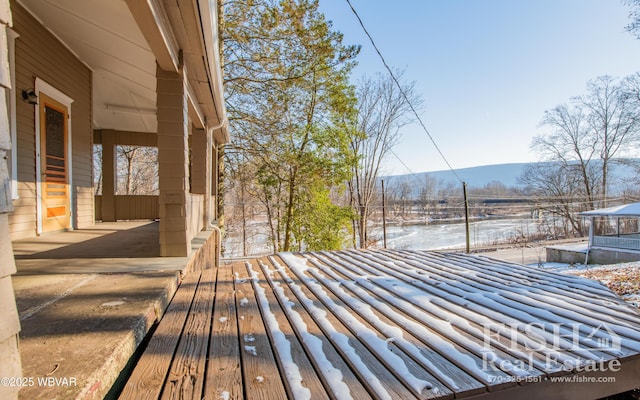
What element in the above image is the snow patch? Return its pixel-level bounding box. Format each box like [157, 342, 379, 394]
[244, 334, 255, 342]
[260, 258, 352, 399]
[279, 253, 401, 399]
[101, 300, 125, 307]
[246, 261, 312, 400]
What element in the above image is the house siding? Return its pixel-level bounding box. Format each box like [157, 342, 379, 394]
[9, 1, 93, 239]
[0, 1, 22, 399]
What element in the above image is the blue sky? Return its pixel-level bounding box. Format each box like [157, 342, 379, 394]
[317, 0, 640, 175]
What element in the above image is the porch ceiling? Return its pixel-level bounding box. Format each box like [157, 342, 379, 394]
[19, 0, 158, 133]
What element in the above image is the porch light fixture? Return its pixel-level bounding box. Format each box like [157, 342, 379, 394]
[21, 88, 37, 105]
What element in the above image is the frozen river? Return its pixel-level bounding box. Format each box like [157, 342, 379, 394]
[224, 218, 541, 257]
[375, 218, 540, 250]
[380, 219, 537, 250]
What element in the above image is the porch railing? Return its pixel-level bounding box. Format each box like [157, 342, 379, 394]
[95, 195, 159, 221]
[592, 234, 640, 251]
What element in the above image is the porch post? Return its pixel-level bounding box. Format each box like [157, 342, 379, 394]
[205, 131, 214, 224]
[215, 142, 223, 225]
[189, 127, 213, 228]
[212, 140, 218, 221]
[0, 2, 23, 398]
[101, 130, 116, 222]
[190, 128, 207, 195]
[156, 65, 190, 257]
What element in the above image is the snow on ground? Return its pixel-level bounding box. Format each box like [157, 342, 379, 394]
[531, 261, 640, 308]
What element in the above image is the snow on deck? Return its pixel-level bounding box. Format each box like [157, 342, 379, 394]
[121, 249, 640, 400]
[244, 249, 640, 399]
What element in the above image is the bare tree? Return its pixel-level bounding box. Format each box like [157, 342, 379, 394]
[349, 70, 421, 248]
[519, 162, 596, 237]
[523, 74, 640, 237]
[625, 0, 640, 38]
[418, 174, 439, 219]
[532, 76, 640, 206]
[116, 145, 158, 195]
[93, 144, 103, 195]
[225, 158, 263, 257]
[533, 102, 598, 208]
[118, 146, 138, 195]
[579, 75, 640, 205]
[394, 180, 413, 219]
[618, 72, 640, 187]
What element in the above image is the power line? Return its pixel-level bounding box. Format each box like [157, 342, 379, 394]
[389, 148, 424, 186]
[344, 0, 463, 184]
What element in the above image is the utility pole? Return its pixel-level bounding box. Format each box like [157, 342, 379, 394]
[463, 182, 470, 253]
[382, 179, 387, 249]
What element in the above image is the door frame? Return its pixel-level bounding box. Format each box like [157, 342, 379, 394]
[34, 78, 74, 235]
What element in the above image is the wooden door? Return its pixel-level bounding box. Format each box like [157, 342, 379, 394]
[39, 92, 70, 232]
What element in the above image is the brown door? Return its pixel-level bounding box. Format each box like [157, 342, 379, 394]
[39, 92, 70, 232]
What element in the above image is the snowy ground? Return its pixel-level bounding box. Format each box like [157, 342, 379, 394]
[532, 261, 640, 309]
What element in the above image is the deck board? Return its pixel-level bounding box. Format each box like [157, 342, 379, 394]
[161, 268, 216, 399]
[258, 257, 374, 400]
[204, 265, 242, 400]
[275, 254, 426, 400]
[301, 254, 457, 398]
[311, 252, 488, 395]
[245, 259, 331, 400]
[120, 249, 640, 400]
[119, 271, 202, 400]
[233, 262, 289, 400]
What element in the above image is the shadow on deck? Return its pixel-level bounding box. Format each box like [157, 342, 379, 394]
[118, 250, 640, 400]
[11, 221, 219, 400]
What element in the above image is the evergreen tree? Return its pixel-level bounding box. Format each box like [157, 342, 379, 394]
[223, 0, 360, 251]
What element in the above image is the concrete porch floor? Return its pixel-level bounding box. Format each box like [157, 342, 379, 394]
[11, 221, 213, 400]
[12, 221, 194, 275]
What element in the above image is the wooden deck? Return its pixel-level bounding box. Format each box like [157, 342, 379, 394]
[118, 249, 640, 400]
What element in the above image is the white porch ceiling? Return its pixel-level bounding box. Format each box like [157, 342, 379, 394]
[18, 0, 158, 133]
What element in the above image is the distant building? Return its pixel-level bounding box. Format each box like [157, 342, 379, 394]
[581, 202, 640, 264]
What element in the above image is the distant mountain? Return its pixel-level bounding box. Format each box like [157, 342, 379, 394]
[383, 159, 639, 191]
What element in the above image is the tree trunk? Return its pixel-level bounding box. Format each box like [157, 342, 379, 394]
[283, 167, 297, 251]
[602, 157, 608, 208]
[358, 206, 367, 248]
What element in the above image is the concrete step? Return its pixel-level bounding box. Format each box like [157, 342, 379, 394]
[12, 271, 181, 400]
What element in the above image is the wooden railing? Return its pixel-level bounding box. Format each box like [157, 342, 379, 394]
[95, 195, 159, 221]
